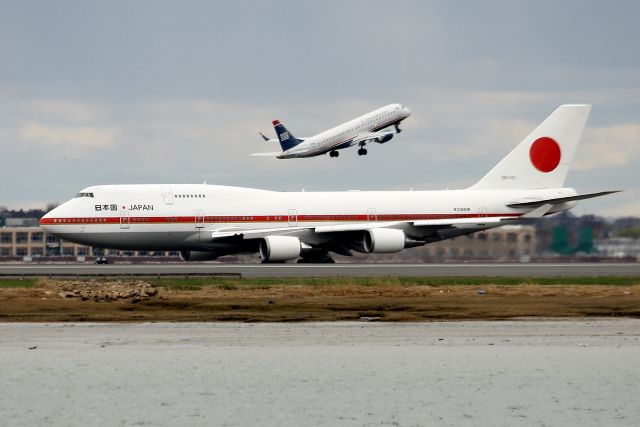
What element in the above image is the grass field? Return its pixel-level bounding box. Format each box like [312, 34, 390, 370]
[2, 276, 637, 289]
[1, 276, 639, 322]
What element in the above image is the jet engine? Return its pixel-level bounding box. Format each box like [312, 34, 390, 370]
[363, 228, 406, 253]
[179, 250, 219, 262]
[259, 236, 302, 261]
[376, 134, 393, 144]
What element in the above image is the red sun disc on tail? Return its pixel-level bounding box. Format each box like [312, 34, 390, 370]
[529, 137, 561, 173]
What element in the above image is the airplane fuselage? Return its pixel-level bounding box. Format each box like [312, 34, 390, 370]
[41, 184, 576, 254]
[278, 103, 411, 158]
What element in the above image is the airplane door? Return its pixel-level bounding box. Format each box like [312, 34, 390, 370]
[161, 186, 174, 205]
[288, 209, 297, 227]
[195, 210, 205, 229]
[478, 207, 487, 218]
[367, 208, 377, 222]
[120, 211, 130, 230]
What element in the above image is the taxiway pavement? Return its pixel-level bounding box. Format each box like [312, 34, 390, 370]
[1, 262, 639, 277]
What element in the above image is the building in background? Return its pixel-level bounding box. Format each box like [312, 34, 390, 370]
[0, 227, 177, 261]
[1, 211, 640, 262]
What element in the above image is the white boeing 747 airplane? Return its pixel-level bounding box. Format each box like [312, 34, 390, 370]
[41, 105, 618, 263]
[252, 103, 411, 158]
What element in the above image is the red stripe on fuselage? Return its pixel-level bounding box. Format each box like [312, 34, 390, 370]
[40, 212, 521, 226]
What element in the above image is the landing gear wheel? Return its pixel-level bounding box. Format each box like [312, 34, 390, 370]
[297, 253, 335, 264]
[330, 150, 339, 158]
[358, 148, 368, 156]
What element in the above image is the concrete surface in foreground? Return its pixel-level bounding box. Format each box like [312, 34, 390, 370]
[1, 320, 639, 426]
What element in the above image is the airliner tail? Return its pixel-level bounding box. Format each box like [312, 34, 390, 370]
[273, 120, 303, 152]
[470, 104, 591, 190]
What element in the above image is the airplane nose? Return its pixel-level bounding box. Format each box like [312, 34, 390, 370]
[39, 204, 62, 231]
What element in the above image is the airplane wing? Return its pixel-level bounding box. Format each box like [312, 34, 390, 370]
[198, 205, 559, 259]
[209, 204, 553, 242]
[351, 129, 396, 146]
[211, 227, 306, 240]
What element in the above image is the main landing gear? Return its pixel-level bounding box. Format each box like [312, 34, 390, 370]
[297, 255, 335, 264]
[329, 150, 339, 158]
[357, 141, 368, 156]
[297, 250, 335, 264]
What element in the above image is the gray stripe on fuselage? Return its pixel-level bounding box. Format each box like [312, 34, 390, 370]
[52, 231, 212, 251]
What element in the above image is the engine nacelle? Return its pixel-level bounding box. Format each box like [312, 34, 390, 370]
[363, 229, 406, 253]
[259, 236, 302, 261]
[179, 250, 219, 262]
[376, 134, 393, 144]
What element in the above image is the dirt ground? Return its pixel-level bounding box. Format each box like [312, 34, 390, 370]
[1, 279, 640, 322]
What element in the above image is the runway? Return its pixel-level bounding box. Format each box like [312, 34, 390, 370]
[1, 262, 639, 277]
[2, 320, 639, 426]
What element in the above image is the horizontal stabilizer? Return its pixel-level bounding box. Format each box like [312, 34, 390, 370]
[250, 152, 281, 157]
[519, 203, 553, 219]
[258, 131, 279, 144]
[507, 191, 621, 208]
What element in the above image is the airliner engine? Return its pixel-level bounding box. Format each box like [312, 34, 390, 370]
[363, 228, 406, 253]
[259, 236, 302, 261]
[376, 134, 393, 144]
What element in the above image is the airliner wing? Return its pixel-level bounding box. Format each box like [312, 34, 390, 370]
[211, 227, 306, 240]
[412, 204, 552, 229]
[314, 222, 401, 233]
[351, 129, 396, 145]
[209, 205, 552, 242]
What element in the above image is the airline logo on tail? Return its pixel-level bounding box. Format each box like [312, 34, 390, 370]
[529, 137, 561, 173]
[470, 104, 591, 190]
[272, 120, 303, 151]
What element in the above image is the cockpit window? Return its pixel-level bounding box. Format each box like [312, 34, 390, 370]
[74, 192, 94, 198]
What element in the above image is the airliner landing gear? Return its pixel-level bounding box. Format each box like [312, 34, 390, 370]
[329, 150, 339, 158]
[357, 148, 368, 156]
[395, 123, 402, 133]
[93, 248, 108, 264]
[296, 252, 336, 264]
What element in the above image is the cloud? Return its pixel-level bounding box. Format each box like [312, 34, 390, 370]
[19, 122, 118, 149]
[573, 124, 640, 171]
[22, 99, 102, 123]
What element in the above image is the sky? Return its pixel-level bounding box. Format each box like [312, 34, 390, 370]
[1, 1, 639, 216]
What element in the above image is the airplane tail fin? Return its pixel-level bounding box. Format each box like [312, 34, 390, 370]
[469, 104, 591, 190]
[273, 120, 303, 152]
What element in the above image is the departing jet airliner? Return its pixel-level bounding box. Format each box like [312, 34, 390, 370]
[252, 103, 411, 158]
[41, 105, 618, 263]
